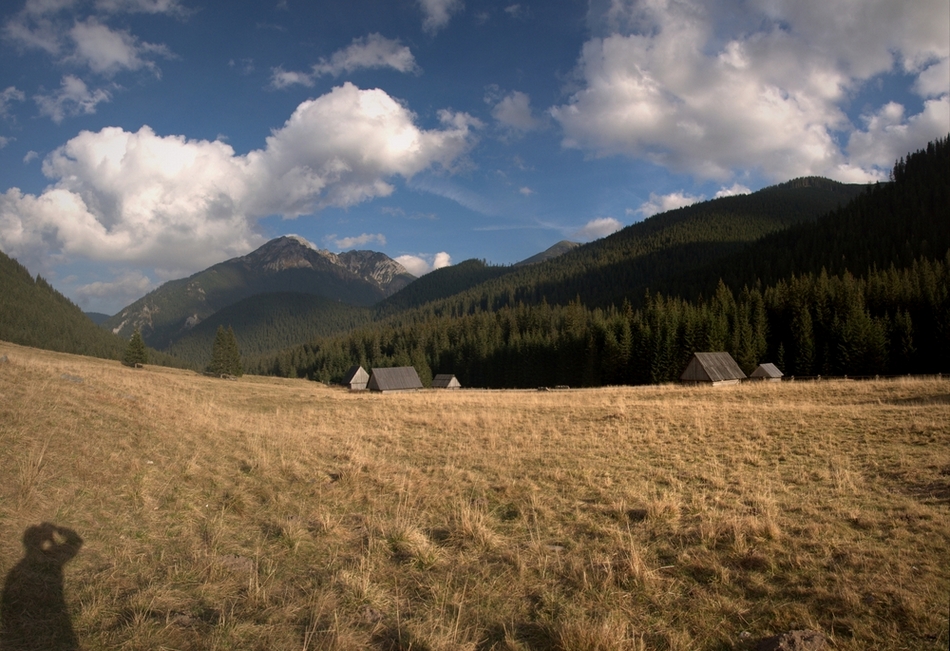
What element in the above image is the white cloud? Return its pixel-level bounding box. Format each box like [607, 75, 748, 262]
[74, 269, 154, 309]
[3, 1, 176, 75]
[0, 86, 26, 119]
[553, 0, 949, 183]
[23, 150, 39, 163]
[270, 67, 314, 89]
[0, 83, 477, 279]
[93, 0, 190, 16]
[519, 186, 533, 196]
[714, 183, 752, 198]
[271, 34, 419, 88]
[396, 251, 452, 276]
[491, 90, 540, 132]
[68, 17, 171, 76]
[504, 4, 529, 20]
[573, 217, 622, 241]
[419, 0, 463, 33]
[326, 232, 387, 249]
[0, 137, 10, 149]
[313, 34, 419, 77]
[34, 75, 111, 123]
[847, 96, 950, 175]
[634, 191, 704, 219]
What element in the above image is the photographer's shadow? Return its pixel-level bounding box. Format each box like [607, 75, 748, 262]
[1, 523, 83, 651]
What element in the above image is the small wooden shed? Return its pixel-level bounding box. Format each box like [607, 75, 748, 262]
[680, 352, 747, 385]
[342, 365, 369, 391]
[750, 363, 783, 381]
[368, 366, 423, 393]
[432, 374, 461, 389]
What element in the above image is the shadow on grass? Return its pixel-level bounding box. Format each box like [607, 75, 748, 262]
[0, 523, 83, 651]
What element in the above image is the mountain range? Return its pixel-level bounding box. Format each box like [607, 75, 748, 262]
[1, 137, 945, 384]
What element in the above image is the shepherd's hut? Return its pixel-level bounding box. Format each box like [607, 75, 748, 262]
[750, 363, 783, 381]
[680, 352, 747, 385]
[342, 365, 369, 391]
[367, 366, 423, 393]
[432, 374, 461, 389]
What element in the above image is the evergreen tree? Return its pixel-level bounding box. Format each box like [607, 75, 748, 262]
[225, 326, 244, 377]
[207, 326, 243, 377]
[122, 328, 149, 367]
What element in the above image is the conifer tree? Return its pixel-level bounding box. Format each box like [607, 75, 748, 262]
[207, 326, 243, 377]
[225, 327, 244, 377]
[122, 328, 149, 367]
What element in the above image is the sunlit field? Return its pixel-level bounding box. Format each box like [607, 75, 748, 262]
[1, 341, 947, 650]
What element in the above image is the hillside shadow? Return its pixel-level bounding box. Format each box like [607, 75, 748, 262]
[0, 523, 83, 651]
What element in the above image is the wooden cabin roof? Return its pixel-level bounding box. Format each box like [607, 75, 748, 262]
[432, 374, 461, 389]
[750, 363, 783, 378]
[368, 366, 423, 392]
[680, 352, 747, 383]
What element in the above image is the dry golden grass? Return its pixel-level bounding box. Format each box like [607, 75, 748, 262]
[0, 340, 948, 650]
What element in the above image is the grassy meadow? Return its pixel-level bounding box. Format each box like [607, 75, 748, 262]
[0, 340, 948, 650]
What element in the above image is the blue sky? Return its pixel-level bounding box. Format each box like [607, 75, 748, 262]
[0, 0, 947, 314]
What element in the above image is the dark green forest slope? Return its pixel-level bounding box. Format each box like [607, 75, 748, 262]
[258, 138, 948, 387]
[0, 250, 183, 367]
[379, 177, 866, 320]
[0, 250, 126, 359]
[166, 292, 371, 369]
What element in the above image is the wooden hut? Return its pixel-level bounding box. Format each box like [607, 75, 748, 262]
[341, 365, 369, 391]
[680, 352, 747, 385]
[750, 363, 783, 381]
[432, 374, 461, 389]
[368, 366, 423, 393]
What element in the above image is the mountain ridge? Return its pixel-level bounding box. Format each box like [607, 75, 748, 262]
[103, 236, 414, 349]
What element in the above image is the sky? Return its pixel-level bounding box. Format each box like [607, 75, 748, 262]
[0, 0, 947, 315]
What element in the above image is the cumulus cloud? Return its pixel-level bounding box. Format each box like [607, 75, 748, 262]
[23, 150, 39, 163]
[0, 137, 11, 149]
[419, 0, 463, 33]
[93, 0, 190, 16]
[553, 0, 949, 183]
[0, 83, 477, 278]
[573, 217, 622, 241]
[313, 34, 419, 77]
[847, 96, 950, 174]
[68, 17, 172, 76]
[74, 269, 154, 309]
[34, 75, 111, 123]
[3, 0, 176, 75]
[326, 232, 387, 249]
[714, 183, 752, 198]
[519, 186, 533, 196]
[0, 86, 26, 119]
[634, 191, 704, 219]
[396, 251, 452, 276]
[271, 34, 419, 88]
[491, 90, 540, 132]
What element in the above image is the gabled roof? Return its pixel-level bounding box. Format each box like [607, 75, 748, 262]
[368, 366, 423, 392]
[432, 374, 461, 389]
[750, 363, 783, 378]
[680, 352, 747, 383]
[342, 365, 369, 384]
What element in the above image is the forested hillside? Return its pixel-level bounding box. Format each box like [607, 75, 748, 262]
[103, 236, 414, 348]
[0, 250, 126, 359]
[376, 177, 866, 321]
[166, 292, 371, 369]
[0, 250, 183, 367]
[256, 138, 948, 387]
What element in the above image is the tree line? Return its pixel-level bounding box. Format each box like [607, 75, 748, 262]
[250, 254, 949, 387]
[253, 137, 948, 387]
